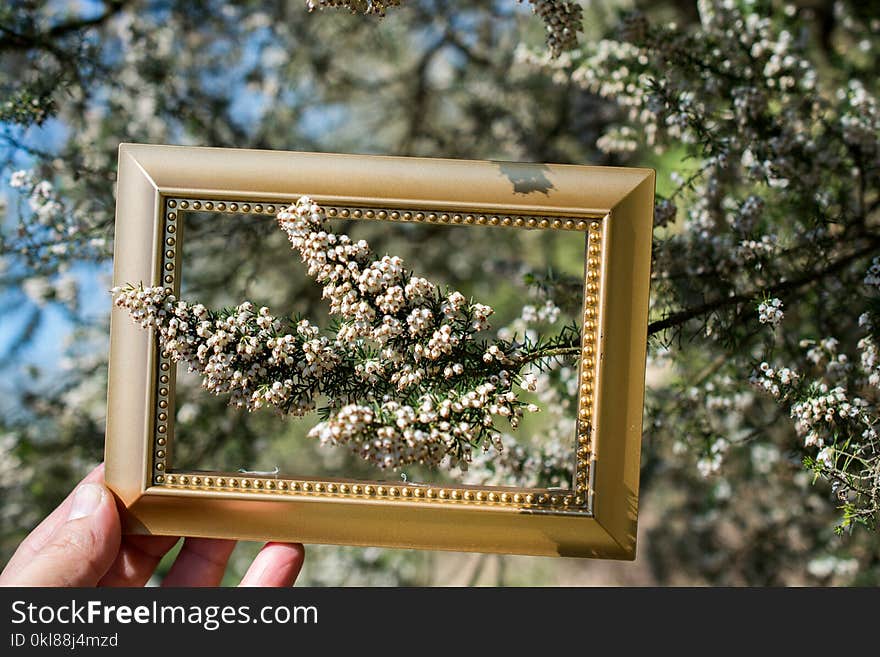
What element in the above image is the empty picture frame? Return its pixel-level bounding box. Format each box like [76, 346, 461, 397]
[105, 143, 654, 559]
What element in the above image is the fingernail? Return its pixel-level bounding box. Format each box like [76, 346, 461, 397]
[68, 483, 104, 521]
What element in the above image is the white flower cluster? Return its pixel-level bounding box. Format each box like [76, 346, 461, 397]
[311, 380, 525, 471]
[276, 198, 517, 377]
[806, 554, 859, 580]
[858, 314, 880, 390]
[560, 38, 657, 145]
[519, 0, 583, 58]
[791, 385, 866, 448]
[10, 170, 63, 226]
[757, 297, 783, 327]
[839, 80, 880, 156]
[497, 297, 561, 342]
[685, 376, 753, 414]
[752, 361, 797, 398]
[736, 235, 778, 263]
[696, 438, 729, 478]
[752, 353, 869, 451]
[864, 257, 880, 288]
[750, 443, 780, 476]
[466, 345, 578, 488]
[467, 431, 572, 489]
[801, 337, 850, 381]
[816, 446, 835, 469]
[305, 1, 402, 17]
[116, 197, 544, 471]
[7, 169, 108, 267]
[113, 289, 321, 414]
[21, 271, 78, 311]
[596, 125, 639, 154]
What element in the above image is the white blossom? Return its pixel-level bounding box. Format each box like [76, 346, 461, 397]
[757, 297, 784, 327]
[9, 169, 31, 188]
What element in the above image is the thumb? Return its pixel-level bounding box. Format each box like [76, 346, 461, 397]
[3, 483, 121, 587]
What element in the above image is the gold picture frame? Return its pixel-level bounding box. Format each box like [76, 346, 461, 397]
[105, 143, 654, 559]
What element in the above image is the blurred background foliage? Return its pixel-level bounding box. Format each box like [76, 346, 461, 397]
[1, 0, 878, 585]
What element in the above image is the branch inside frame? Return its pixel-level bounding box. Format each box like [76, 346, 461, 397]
[114, 197, 586, 487]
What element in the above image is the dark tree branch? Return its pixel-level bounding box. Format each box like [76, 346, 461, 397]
[46, 1, 129, 38]
[0, 1, 129, 53]
[396, 35, 450, 154]
[648, 236, 880, 336]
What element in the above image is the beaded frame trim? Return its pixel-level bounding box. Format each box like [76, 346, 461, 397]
[150, 196, 605, 515]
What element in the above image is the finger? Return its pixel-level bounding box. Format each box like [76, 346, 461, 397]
[0, 482, 121, 586]
[98, 535, 180, 587]
[2, 463, 106, 576]
[238, 543, 305, 587]
[161, 538, 236, 587]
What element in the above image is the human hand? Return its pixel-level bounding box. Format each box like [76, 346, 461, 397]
[0, 464, 305, 587]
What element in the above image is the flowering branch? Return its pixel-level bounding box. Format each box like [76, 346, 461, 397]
[114, 197, 579, 472]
